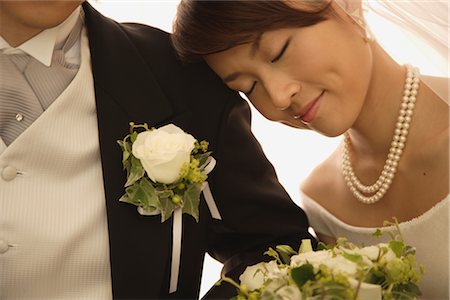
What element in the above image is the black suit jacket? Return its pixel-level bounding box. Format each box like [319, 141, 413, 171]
[83, 3, 315, 299]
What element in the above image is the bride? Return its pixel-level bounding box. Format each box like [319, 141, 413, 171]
[171, 0, 449, 298]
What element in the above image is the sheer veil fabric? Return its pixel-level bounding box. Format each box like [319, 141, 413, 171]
[335, 0, 449, 101]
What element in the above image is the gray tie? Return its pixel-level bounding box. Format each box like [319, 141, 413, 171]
[0, 16, 82, 146]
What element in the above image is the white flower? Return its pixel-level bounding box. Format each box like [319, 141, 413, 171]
[291, 250, 359, 276]
[290, 250, 333, 268]
[264, 261, 289, 292]
[349, 279, 382, 300]
[323, 255, 359, 276]
[239, 262, 267, 291]
[355, 245, 381, 261]
[239, 261, 288, 291]
[132, 124, 196, 184]
[275, 286, 302, 300]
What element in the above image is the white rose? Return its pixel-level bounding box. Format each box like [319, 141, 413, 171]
[239, 262, 267, 291]
[349, 279, 382, 300]
[264, 261, 289, 291]
[355, 245, 381, 261]
[322, 256, 359, 276]
[290, 250, 333, 268]
[132, 124, 196, 184]
[291, 250, 358, 276]
[275, 286, 302, 300]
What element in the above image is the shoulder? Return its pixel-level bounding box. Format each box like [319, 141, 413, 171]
[422, 75, 449, 105]
[117, 23, 243, 107]
[300, 146, 342, 206]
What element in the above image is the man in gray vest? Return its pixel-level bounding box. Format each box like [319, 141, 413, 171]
[0, 1, 315, 298]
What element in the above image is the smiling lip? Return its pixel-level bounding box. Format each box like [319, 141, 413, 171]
[294, 91, 324, 123]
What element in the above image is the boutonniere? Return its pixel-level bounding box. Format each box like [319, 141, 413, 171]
[117, 122, 213, 222]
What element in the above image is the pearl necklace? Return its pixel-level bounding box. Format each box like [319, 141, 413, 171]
[342, 65, 420, 204]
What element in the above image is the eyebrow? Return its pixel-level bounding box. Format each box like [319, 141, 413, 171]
[223, 33, 263, 83]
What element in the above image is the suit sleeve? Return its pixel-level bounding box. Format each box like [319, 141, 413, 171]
[204, 94, 317, 298]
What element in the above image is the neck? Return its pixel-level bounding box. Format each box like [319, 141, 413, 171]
[0, 17, 42, 47]
[348, 42, 407, 159]
[1, 32, 41, 49]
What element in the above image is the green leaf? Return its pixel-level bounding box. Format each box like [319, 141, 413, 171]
[196, 151, 213, 168]
[122, 149, 131, 164]
[317, 241, 334, 251]
[373, 228, 383, 238]
[182, 183, 202, 222]
[389, 240, 405, 258]
[118, 193, 131, 204]
[117, 140, 132, 169]
[343, 251, 363, 264]
[391, 282, 422, 299]
[157, 188, 175, 199]
[364, 268, 386, 285]
[123, 178, 160, 210]
[159, 196, 178, 222]
[130, 131, 138, 143]
[125, 155, 145, 187]
[276, 245, 296, 264]
[291, 264, 315, 288]
[264, 247, 281, 264]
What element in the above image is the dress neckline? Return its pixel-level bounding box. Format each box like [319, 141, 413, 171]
[300, 191, 449, 232]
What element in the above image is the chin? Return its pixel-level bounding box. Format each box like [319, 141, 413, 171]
[22, 1, 82, 29]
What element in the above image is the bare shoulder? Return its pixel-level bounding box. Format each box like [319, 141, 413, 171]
[300, 146, 342, 206]
[422, 75, 449, 105]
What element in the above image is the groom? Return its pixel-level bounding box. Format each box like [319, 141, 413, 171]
[0, 1, 314, 299]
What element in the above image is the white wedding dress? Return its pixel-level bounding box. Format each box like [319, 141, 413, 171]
[301, 192, 449, 299]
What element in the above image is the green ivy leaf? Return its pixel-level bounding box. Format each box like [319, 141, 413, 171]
[182, 183, 202, 222]
[389, 240, 405, 258]
[159, 196, 178, 222]
[122, 178, 160, 210]
[125, 155, 145, 187]
[130, 131, 138, 143]
[291, 264, 315, 288]
[117, 140, 131, 167]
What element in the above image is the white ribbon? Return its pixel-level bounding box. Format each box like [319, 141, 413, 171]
[169, 156, 221, 293]
[169, 208, 183, 293]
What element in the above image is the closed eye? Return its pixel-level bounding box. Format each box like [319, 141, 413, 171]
[244, 81, 257, 96]
[271, 37, 291, 63]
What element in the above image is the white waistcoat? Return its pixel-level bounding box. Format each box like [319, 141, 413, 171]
[0, 29, 112, 299]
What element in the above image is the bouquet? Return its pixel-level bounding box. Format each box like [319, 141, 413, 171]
[219, 219, 423, 300]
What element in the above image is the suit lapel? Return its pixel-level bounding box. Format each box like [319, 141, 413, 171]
[83, 3, 174, 297]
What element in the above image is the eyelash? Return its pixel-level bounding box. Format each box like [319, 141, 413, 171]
[245, 81, 257, 95]
[271, 38, 290, 63]
[244, 38, 291, 96]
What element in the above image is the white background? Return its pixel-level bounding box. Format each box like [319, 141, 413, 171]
[89, 1, 447, 297]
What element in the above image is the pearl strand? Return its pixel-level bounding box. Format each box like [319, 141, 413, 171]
[342, 65, 420, 204]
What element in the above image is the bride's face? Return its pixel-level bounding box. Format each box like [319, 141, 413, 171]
[205, 5, 373, 137]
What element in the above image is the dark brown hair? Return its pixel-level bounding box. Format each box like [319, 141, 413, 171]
[172, 0, 333, 62]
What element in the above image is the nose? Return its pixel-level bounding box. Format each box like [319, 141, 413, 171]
[265, 76, 300, 111]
